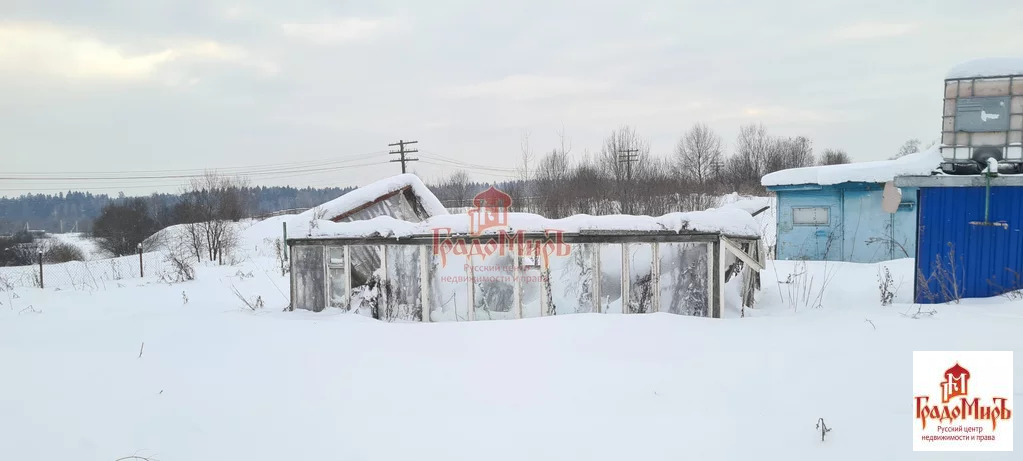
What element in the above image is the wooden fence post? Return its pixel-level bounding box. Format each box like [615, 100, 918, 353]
[37, 249, 43, 289]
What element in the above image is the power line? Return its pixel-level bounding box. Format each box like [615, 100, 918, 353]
[419, 151, 519, 173]
[418, 158, 521, 175]
[388, 139, 419, 174]
[0, 158, 383, 182]
[1, 150, 386, 177]
[418, 160, 521, 179]
[0, 160, 386, 194]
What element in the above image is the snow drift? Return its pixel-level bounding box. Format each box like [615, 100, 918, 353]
[305, 208, 762, 240]
[1, 258, 1021, 461]
[761, 146, 942, 187]
[947, 57, 1023, 79]
[299, 173, 448, 221]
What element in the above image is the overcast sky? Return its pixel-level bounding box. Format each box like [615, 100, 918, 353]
[2, 0, 1022, 197]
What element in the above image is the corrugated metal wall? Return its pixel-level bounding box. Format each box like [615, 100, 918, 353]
[916, 186, 1023, 303]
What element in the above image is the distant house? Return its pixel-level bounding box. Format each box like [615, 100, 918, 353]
[761, 149, 942, 263]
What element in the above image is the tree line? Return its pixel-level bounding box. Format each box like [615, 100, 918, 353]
[90, 173, 283, 258]
[0, 185, 352, 235]
[430, 123, 854, 218]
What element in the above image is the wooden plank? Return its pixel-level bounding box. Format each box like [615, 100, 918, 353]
[592, 245, 601, 313]
[513, 249, 522, 319]
[705, 242, 714, 317]
[712, 240, 723, 318]
[651, 242, 660, 313]
[720, 235, 765, 271]
[466, 256, 475, 321]
[344, 245, 351, 311]
[419, 246, 429, 322]
[621, 243, 630, 313]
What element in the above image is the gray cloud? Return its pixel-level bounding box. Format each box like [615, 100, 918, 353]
[2, 0, 1022, 196]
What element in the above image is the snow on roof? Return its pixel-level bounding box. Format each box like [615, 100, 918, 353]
[761, 146, 942, 187]
[722, 196, 771, 216]
[946, 57, 1023, 79]
[297, 173, 447, 221]
[302, 207, 761, 240]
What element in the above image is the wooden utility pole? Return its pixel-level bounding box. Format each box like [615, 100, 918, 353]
[710, 160, 724, 178]
[617, 147, 639, 180]
[617, 147, 639, 214]
[388, 139, 419, 174]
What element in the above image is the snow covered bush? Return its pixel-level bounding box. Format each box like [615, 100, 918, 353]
[915, 243, 962, 304]
[231, 285, 264, 311]
[777, 261, 834, 311]
[41, 241, 85, 263]
[877, 266, 895, 306]
[273, 237, 289, 276]
[161, 253, 196, 283]
[985, 268, 1023, 300]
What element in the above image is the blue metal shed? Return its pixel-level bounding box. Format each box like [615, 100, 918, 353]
[896, 175, 1023, 303]
[765, 182, 918, 262]
[761, 150, 942, 263]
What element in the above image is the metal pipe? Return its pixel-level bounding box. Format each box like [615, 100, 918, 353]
[984, 173, 991, 223]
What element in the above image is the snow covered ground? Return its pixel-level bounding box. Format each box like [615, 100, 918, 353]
[1, 221, 1020, 461]
[44, 232, 105, 260]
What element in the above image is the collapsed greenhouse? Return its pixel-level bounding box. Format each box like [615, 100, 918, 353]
[287, 204, 765, 321]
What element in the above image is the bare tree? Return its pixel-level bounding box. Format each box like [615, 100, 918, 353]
[172, 201, 206, 261]
[819, 149, 851, 165]
[674, 123, 723, 185]
[725, 123, 771, 190]
[764, 136, 814, 174]
[506, 129, 534, 212]
[532, 150, 572, 217]
[176, 171, 247, 263]
[893, 138, 921, 159]
[563, 153, 610, 215]
[445, 170, 472, 208]
[520, 130, 534, 180]
[598, 125, 651, 214]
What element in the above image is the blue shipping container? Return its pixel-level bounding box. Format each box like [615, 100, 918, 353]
[915, 186, 1023, 303]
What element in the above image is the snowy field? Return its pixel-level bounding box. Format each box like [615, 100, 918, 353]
[1, 233, 1021, 460]
[0, 193, 1017, 460]
[45, 232, 106, 260]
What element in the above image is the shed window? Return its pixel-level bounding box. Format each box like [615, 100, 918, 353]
[792, 207, 829, 226]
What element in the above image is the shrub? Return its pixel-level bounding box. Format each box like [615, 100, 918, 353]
[92, 199, 159, 256]
[0, 231, 38, 266]
[42, 242, 85, 263]
[877, 266, 895, 306]
[161, 253, 196, 283]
